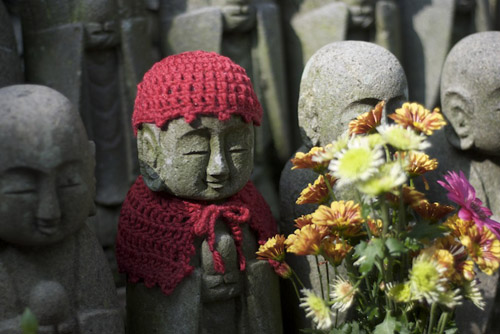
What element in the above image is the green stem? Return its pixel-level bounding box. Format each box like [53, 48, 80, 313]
[398, 184, 406, 235]
[291, 277, 301, 301]
[323, 172, 337, 203]
[437, 311, 449, 334]
[380, 196, 390, 239]
[427, 303, 438, 334]
[291, 268, 305, 289]
[315, 255, 325, 299]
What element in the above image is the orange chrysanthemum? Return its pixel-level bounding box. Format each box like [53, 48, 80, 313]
[444, 214, 476, 239]
[413, 200, 455, 222]
[296, 174, 337, 205]
[321, 238, 353, 265]
[256, 235, 287, 262]
[312, 200, 364, 233]
[386, 185, 427, 209]
[396, 151, 438, 176]
[366, 217, 383, 237]
[461, 226, 500, 275]
[434, 235, 475, 282]
[389, 102, 447, 135]
[291, 147, 329, 172]
[295, 214, 314, 229]
[349, 101, 384, 135]
[285, 224, 328, 256]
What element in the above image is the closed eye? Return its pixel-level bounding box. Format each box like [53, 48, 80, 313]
[4, 188, 36, 195]
[183, 150, 209, 155]
[229, 148, 248, 153]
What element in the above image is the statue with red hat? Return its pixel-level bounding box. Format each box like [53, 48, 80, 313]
[116, 50, 283, 333]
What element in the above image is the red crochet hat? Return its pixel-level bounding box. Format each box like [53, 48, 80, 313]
[132, 51, 263, 134]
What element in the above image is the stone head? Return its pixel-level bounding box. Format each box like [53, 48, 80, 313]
[441, 31, 500, 156]
[0, 85, 96, 246]
[298, 41, 408, 147]
[343, 0, 375, 29]
[134, 51, 261, 201]
[211, 0, 255, 33]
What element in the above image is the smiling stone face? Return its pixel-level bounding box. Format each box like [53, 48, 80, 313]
[138, 115, 254, 201]
[0, 85, 95, 246]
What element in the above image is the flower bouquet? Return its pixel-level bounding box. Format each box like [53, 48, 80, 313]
[257, 102, 500, 333]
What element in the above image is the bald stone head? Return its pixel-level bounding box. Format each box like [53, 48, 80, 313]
[298, 41, 408, 147]
[441, 32, 500, 156]
[0, 85, 95, 246]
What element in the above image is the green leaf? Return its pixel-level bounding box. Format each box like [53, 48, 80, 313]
[385, 238, 407, 256]
[408, 222, 445, 240]
[373, 312, 396, 334]
[20, 308, 38, 334]
[354, 238, 385, 274]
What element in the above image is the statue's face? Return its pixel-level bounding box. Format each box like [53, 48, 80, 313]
[148, 115, 254, 201]
[472, 86, 500, 155]
[0, 112, 94, 246]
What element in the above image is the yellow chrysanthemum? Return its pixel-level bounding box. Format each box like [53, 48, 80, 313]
[356, 162, 407, 197]
[300, 289, 333, 330]
[413, 200, 455, 222]
[285, 224, 328, 256]
[348, 101, 384, 135]
[378, 124, 430, 151]
[296, 174, 337, 205]
[387, 282, 413, 303]
[422, 246, 455, 281]
[434, 235, 474, 283]
[461, 226, 500, 275]
[312, 200, 364, 231]
[291, 147, 329, 172]
[330, 277, 358, 312]
[389, 102, 447, 135]
[396, 151, 438, 176]
[256, 234, 286, 262]
[329, 137, 385, 186]
[321, 238, 353, 265]
[294, 214, 314, 229]
[409, 253, 447, 304]
[444, 214, 475, 239]
[312, 139, 348, 164]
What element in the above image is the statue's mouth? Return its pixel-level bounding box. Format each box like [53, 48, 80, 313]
[36, 219, 60, 236]
[206, 181, 227, 190]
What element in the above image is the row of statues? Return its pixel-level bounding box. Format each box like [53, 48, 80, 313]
[1, 30, 500, 333]
[0, 0, 499, 332]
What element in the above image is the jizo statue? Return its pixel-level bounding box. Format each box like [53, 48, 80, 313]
[423, 31, 500, 334]
[0, 85, 124, 334]
[279, 41, 408, 332]
[116, 51, 282, 334]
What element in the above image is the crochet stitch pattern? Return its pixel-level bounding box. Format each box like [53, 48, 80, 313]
[132, 50, 263, 135]
[116, 176, 276, 296]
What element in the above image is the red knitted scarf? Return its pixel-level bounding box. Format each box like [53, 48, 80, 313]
[115, 176, 276, 296]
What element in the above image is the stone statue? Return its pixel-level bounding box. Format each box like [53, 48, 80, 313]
[399, 0, 493, 108]
[0, 84, 124, 334]
[159, 0, 292, 216]
[279, 41, 408, 332]
[17, 0, 154, 254]
[0, 0, 22, 88]
[116, 51, 282, 334]
[280, 0, 402, 145]
[420, 31, 500, 334]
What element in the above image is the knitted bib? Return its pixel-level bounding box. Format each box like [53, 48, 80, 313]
[115, 176, 276, 295]
[132, 51, 263, 135]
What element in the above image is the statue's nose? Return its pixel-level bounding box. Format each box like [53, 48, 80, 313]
[36, 176, 61, 223]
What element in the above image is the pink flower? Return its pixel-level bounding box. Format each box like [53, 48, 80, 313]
[438, 171, 500, 239]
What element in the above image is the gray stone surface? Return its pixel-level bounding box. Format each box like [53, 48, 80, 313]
[18, 0, 154, 250]
[0, 84, 124, 334]
[159, 0, 292, 217]
[280, 0, 402, 147]
[279, 41, 408, 332]
[399, 0, 492, 108]
[127, 114, 282, 333]
[421, 31, 500, 334]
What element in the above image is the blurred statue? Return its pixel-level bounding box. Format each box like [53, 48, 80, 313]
[399, 0, 493, 108]
[17, 0, 154, 253]
[159, 0, 292, 216]
[280, 0, 402, 146]
[279, 41, 408, 332]
[0, 0, 22, 87]
[116, 51, 282, 334]
[0, 84, 123, 334]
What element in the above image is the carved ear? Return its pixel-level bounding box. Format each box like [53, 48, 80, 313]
[442, 91, 474, 151]
[137, 124, 166, 191]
